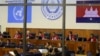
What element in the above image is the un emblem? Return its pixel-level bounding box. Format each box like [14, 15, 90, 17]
[13, 6, 24, 20]
[41, 0, 62, 20]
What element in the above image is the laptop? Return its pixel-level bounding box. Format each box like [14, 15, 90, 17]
[58, 48, 62, 52]
[38, 49, 48, 53]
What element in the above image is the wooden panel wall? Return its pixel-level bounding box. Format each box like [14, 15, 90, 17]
[6, 28, 100, 39]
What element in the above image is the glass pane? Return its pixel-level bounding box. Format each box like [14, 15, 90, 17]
[0, 0, 8, 4]
[66, 6, 76, 29]
[0, 6, 23, 39]
[0, 0, 34, 4]
[0, 0, 63, 4]
[29, 6, 62, 28]
[66, 0, 76, 4]
[33, 0, 63, 4]
[77, 0, 100, 4]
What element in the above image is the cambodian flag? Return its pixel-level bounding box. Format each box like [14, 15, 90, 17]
[76, 6, 100, 23]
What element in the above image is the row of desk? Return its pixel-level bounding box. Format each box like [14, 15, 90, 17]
[0, 38, 97, 56]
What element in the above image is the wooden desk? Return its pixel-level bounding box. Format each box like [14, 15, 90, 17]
[75, 54, 86, 56]
[0, 48, 23, 56]
[0, 38, 96, 56]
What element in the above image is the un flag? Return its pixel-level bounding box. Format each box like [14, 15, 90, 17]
[8, 6, 32, 23]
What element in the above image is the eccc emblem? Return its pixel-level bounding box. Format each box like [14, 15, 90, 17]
[13, 6, 24, 20]
[41, 0, 62, 20]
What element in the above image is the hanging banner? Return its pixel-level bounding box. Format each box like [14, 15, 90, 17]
[7, 0, 33, 23]
[8, 6, 32, 23]
[76, 0, 100, 23]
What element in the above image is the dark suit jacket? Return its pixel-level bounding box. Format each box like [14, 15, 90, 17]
[4, 42, 16, 48]
[27, 44, 34, 49]
[77, 50, 84, 54]
[17, 44, 23, 48]
[34, 52, 42, 56]
[10, 43, 16, 48]
[4, 42, 12, 48]
[0, 42, 4, 47]
[96, 53, 100, 56]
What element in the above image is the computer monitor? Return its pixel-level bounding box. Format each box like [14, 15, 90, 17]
[78, 37, 82, 41]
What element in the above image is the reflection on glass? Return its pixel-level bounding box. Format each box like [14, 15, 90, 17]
[0, 0, 34, 4]
[77, 0, 100, 4]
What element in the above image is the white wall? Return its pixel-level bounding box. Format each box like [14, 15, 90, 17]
[0, 0, 100, 32]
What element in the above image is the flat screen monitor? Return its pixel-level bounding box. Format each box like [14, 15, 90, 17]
[78, 37, 82, 41]
[82, 38, 87, 41]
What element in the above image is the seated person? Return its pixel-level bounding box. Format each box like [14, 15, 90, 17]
[27, 41, 34, 49]
[47, 45, 53, 53]
[13, 50, 20, 56]
[57, 43, 62, 48]
[46, 47, 54, 56]
[54, 47, 62, 56]
[88, 34, 97, 42]
[66, 31, 75, 41]
[45, 42, 51, 49]
[4, 39, 12, 48]
[96, 49, 100, 56]
[14, 31, 22, 39]
[51, 32, 59, 40]
[64, 46, 71, 56]
[0, 39, 4, 47]
[17, 40, 23, 48]
[37, 32, 46, 40]
[33, 49, 42, 56]
[26, 30, 35, 39]
[46, 47, 61, 56]
[77, 46, 84, 54]
[21, 49, 34, 56]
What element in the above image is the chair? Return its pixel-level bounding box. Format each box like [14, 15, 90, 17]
[56, 33, 62, 40]
[29, 33, 36, 39]
[2, 32, 10, 38]
[44, 32, 51, 39]
[10, 43, 16, 48]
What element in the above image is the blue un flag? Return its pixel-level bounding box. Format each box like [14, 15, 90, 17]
[8, 6, 32, 23]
